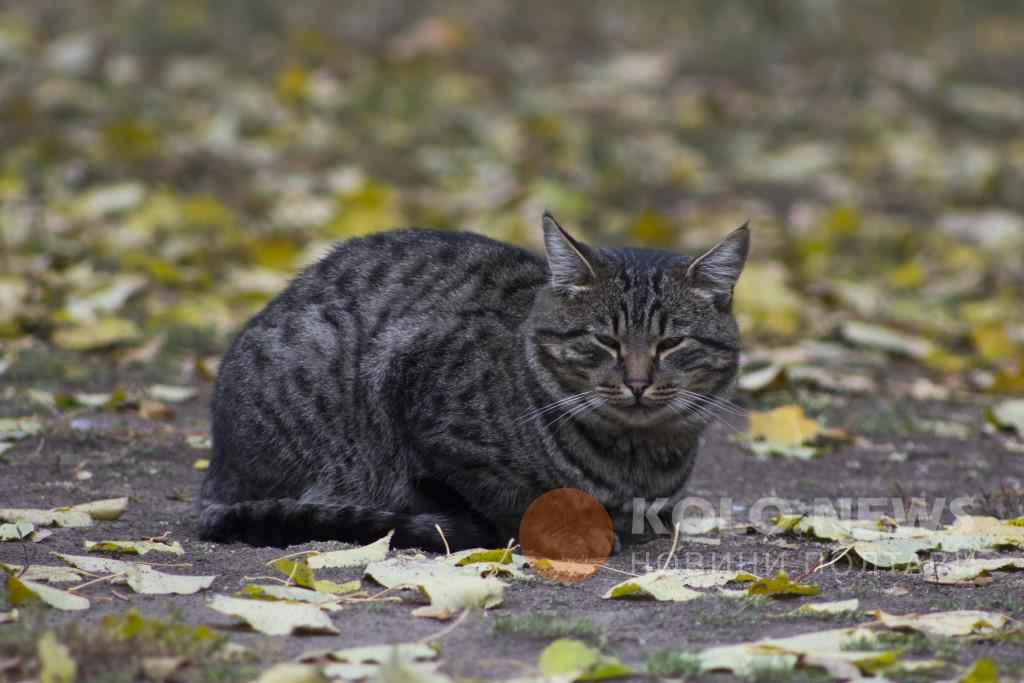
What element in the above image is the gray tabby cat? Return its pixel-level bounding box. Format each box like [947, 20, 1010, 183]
[198, 213, 749, 551]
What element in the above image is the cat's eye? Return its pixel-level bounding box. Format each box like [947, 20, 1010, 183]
[593, 334, 620, 352]
[657, 337, 688, 355]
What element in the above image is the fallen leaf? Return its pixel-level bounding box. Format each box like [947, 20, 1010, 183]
[0, 416, 43, 440]
[698, 626, 890, 677]
[208, 595, 338, 636]
[746, 571, 820, 598]
[0, 508, 92, 528]
[38, 632, 76, 683]
[364, 557, 506, 610]
[793, 599, 860, 616]
[848, 538, 934, 569]
[306, 642, 438, 680]
[840, 321, 933, 359]
[921, 557, 1024, 584]
[192, 458, 210, 470]
[52, 317, 142, 351]
[239, 584, 347, 611]
[538, 639, 633, 681]
[961, 658, 999, 683]
[55, 553, 134, 574]
[125, 566, 216, 595]
[307, 531, 393, 569]
[869, 609, 1008, 637]
[748, 405, 822, 446]
[0, 521, 34, 541]
[271, 558, 360, 594]
[604, 569, 757, 601]
[254, 663, 323, 683]
[147, 384, 197, 403]
[0, 564, 82, 583]
[988, 399, 1024, 436]
[138, 400, 175, 421]
[86, 540, 184, 556]
[5, 574, 90, 611]
[411, 605, 451, 620]
[140, 656, 188, 681]
[603, 571, 704, 602]
[69, 497, 128, 521]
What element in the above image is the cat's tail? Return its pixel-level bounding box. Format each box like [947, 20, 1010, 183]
[196, 499, 500, 552]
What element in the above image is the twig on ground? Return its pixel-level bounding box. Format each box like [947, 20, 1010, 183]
[435, 524, 451, 558]
[661, 522, 682, 571]
[419, 607, 470, 643]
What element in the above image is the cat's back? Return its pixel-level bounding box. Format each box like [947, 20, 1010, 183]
[217, 229, 547, 396]
[298, 228, 546, 318]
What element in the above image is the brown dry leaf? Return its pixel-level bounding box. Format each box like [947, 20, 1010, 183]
[138, 400, 175, 421]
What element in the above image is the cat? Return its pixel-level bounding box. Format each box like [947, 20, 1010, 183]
[198, 213, 749, 553]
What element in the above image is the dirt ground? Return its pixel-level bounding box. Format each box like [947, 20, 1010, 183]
[3, 350, 1024, 681]
[3, 1, 1024, 681]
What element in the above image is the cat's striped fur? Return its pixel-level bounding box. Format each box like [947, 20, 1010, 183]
[198, 214, 749, 551]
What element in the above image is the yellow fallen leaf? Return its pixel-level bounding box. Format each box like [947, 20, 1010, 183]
[51, 317, 142, 351]
[748, 405, 822, 446]
[193, 458, 210, 470]
[38, 631, 76, 683]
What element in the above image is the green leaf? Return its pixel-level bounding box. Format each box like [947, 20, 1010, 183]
[961, 658, 999, 683]
[238, 584, 350, 610]
[538, 639, 633, 681]
[746, 571, 820, 598]
[271, 557, 358, 594]
[451, 547, 513, 566]
[6, 574, 90, 611]
[793, 599, 860, 616]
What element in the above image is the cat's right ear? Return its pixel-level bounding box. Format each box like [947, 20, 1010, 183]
[543, 212, 597, 290]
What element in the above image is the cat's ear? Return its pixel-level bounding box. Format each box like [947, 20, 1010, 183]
[684, 222, 750, 293]
[543, 212, 597, 289]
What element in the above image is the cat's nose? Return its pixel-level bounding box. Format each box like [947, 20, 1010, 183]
[625, 380, 650, 400]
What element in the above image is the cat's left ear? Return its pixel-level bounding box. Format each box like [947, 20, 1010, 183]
[684, 222, 750, 294]
[543, 212, 597, 290]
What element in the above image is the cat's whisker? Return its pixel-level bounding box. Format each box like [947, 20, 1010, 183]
[515, 391, 595, 424]
[675, 389, 748, 417]
[545, 394, 603, 429]
[669, 396, 745, 434]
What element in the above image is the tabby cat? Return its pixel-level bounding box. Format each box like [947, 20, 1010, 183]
[198, 214, 749, 552]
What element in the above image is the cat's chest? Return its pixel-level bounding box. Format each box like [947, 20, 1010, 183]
[552, 426, 700, 500]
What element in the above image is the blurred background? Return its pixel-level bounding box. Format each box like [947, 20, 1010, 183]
[1, 0, 1022, 394]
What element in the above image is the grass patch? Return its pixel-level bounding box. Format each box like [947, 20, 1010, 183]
[646, 650, 702, 677]
[0, 607, 260, 683]
[492, 614, 603, 641]
[747, 664, 834, 683]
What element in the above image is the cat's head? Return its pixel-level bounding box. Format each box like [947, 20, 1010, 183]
[528, 212, 749, 429]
